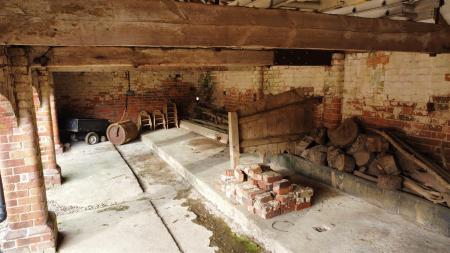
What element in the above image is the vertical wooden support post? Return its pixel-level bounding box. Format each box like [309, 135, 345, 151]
[228, 112, 240, 169]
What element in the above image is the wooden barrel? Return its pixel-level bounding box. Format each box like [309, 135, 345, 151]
[106, 120, 139, 145]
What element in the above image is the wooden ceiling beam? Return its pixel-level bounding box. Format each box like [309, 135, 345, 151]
[29, 47, 274, 71]
[1, 0, 450, 53]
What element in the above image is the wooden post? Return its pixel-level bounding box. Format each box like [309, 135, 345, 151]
[228, 112, 240, 169]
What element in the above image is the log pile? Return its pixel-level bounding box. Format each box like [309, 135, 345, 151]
[295, 117, 450, 208]
[220, 164, 314, 219]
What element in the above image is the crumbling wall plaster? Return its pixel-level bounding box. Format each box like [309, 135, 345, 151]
[343, 52, 450, 167]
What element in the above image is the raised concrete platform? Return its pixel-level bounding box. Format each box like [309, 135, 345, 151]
[270, 154, 450, 237]
[142, 128, 450, 253]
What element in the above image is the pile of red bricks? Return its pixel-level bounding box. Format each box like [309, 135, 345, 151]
[221, 164, 313, 219]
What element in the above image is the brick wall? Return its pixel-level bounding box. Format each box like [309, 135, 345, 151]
[0, 47, 57, 253]
[209, 64, 340, 128]
[343, 52, 450, 168]
[33, 69, 61, 187]
[209, 67, 263, 112]
[208, 52, 450, 169]
[53, 70, 201, 123]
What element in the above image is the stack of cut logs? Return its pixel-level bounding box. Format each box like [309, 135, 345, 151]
[296, 117, 450, 208]
[221, 164, 314, 219]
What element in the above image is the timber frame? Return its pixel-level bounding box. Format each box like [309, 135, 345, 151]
[0, 0, 449, 53]
[29, 47, 274, 71]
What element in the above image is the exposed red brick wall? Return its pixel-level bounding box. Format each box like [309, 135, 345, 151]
[53, 71, 201, 123]
[33, 69, 61, 186]
[0, 47, 57, 253]
[209, 56, 344, 128]
[209, 66, 329, 128]
[343, 52, 450, 170]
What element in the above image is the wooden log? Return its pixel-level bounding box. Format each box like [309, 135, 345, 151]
[293, 137, 314, 156]
[302, 145, 328, 166]
[365, 134, 389, 153]
[347, 134, 368, 154]
[370, 128, 450, 191]
[367, 158, 383, 177]
[352, 151, 373, 167]
[377, 155, 401, 175]
[367, 154, 400, 176]
[328, 118, 359, 147]
[106, 120, 139, 145]
[377, 175, 403, 190]
[327, 146, 355, 172]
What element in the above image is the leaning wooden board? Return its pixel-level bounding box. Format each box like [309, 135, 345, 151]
[180, 120, 228, 144]
[237, 88, 318, 155]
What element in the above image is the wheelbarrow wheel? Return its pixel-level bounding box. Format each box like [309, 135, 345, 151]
[85, 132, 100, 145]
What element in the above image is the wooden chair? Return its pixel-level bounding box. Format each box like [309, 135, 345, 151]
[163, 102, 179, 128]
[152, 110, 166, 130]
[136, 111, 152, 131]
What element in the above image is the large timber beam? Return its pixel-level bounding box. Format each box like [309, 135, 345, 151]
[1, 0, 450, 53]
[29, 47, 274, 71]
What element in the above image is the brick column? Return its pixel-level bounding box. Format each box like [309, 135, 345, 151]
[323, 53, 345, 129]
[48, 74, 63, 154]
[0, 48, 57, 253]
[33, 69, 62, 187]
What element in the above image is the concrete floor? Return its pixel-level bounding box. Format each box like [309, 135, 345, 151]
[142, 128, 450, 253]
[47, 141, 218, 253]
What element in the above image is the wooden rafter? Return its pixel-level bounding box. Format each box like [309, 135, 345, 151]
[29, 47, 274, 71]
[0, 0, 450, 53]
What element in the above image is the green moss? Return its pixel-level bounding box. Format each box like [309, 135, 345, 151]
[234, 234, 262, 253]
[178, 190, 264, 253]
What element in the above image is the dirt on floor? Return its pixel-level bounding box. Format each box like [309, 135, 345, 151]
[117, 141, 265, 253]
[176, 190, 266, 253]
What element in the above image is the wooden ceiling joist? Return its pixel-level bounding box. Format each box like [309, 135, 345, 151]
[29, 47, 274, 71]
[1, 0, 450, 53]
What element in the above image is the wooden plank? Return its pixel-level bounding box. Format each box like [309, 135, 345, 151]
[240, 134, 304, 148]
[228, 112, 240, 169]
[238, 88, 307, 117]
[180, 120, 228, 144]
[30, 47, 274, 70]
[1, 0, 450, 52]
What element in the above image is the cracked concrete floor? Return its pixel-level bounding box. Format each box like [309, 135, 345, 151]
[47, 140, 262, 253]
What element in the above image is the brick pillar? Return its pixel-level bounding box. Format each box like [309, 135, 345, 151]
[323, 53, 345, 129]
[48, 74, 63, 154]
[33, 69, 62, 187]
[0, 47, 57, 253]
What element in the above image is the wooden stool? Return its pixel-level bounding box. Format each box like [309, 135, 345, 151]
[136, 111, 153, 131]
[163, 102, 179, 128]
[153, 110, 166, 130]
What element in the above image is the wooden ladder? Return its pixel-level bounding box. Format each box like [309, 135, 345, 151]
[164, 102, 179, 128]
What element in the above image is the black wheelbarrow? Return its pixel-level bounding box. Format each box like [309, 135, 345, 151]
[64, 118, 111, 145]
